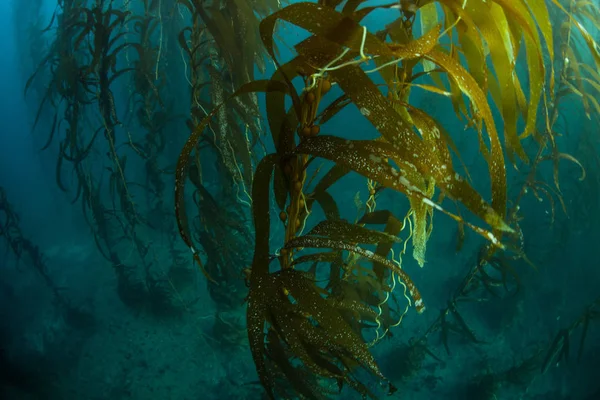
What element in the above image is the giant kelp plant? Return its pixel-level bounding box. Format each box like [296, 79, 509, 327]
[18, 0, 600, 398]
[174, 0, 599, 398]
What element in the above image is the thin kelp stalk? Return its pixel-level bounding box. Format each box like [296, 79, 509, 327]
[209, 63, 239, 185]
[81, 1, 137, 226]
[25, 1, 94, 196]
[0, 187, 94, 328]
[542, 295, 600, 373]
[460, 295, 599, 399]
[409, 245, 520, 352]
[12, 0, 50, 105]
[126, 0, 172, 230]
[178, 0, 259, 204]
[86, 3, 158, 306]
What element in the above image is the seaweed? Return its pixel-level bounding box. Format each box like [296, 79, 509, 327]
[166, 1, 500, 397]
[18, 0, 600, 398]
[541, 296, 600, 374]
[0, 187, 95, 330]
[171, 0, 600, 397]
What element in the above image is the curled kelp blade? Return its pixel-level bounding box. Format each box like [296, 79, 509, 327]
[247, 158, 383, 398]
[247, 194, 392, 397]
[284, 235, 425, 314]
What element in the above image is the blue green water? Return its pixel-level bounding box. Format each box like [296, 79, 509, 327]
[1, 1, 599, 399]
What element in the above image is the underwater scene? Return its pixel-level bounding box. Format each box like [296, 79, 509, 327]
[1, 0, 600, 399]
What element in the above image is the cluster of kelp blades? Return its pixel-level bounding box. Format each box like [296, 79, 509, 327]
[173, 0, 598, 399]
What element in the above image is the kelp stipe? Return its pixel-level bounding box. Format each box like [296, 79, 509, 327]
[541, 296, 600, 374]
[0, 187, 95, 329]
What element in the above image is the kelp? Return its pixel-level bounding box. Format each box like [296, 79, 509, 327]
[178, 0, 265, 195]
[172, 0, 600, 397]
[13, 0, 599, 396]
[23, 0, 197, 318]
[456, 296, 599, 397]
[541, 296, 600, 374]
[0, 187, 94, 329]
[402, 243, 515, 359]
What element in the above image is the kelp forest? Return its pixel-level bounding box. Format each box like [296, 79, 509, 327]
[2, 0, 600, 398]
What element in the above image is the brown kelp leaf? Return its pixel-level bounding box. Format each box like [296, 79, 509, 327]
[273, 165, 288, 212]
[387, 23, 441, 59]
[419, 2, 441, 73]
[260, 2, 392, 63]
[424, 49, 507, 220]
[524, 0, 555, 92]
[472, 2, 524, 162]
[247, 273, 275, 396]
[455, 12, 488, 91]
[497, 0, 544, 143]
[316, 94, 352, 126]
[265, 330, 325, 400]
[291, 251, 342, 267]
[405, 102, 472, 181]
[306, 219, 404, 245]
[312, 190, 341, 220]
[359, 210, 399, 226]
[265, 58, 302, 153]
[246, 154, 279, 398]
[268, 300, 342, 381]
[284, 235, 425, 313]
[279, 269, 382, 374]
[295, 135, 511, 242]
[312, 164, 350, 194]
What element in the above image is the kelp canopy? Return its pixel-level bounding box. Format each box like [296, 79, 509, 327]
[174, 0, 599, 398]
